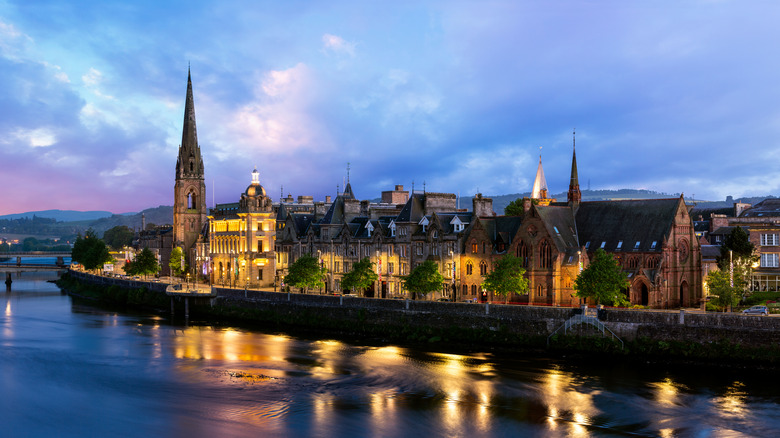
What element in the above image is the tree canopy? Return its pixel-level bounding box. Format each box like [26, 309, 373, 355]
[102, 225, 135, 250]
[169, 247, 186, 277]
[402, 260, 444, 300]
[481, 254, 530, 303]
[71, 230, 113, 271]
[573, 249, 629, 306]
[705, 269, 740, 311]
[717, 226, 757, 269]
[284, 254, 327, 293]
[124, 248, 159, 277]
[341, 257, 378, 294]
[504, 199, 525, 216]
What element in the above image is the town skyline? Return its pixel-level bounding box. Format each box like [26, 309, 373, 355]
[2, 1, 779, 215]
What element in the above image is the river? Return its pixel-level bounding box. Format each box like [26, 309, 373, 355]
[2, 271, 780, 437]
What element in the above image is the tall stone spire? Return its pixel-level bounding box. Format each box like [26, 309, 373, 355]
[531, 149, 548, 199]
[173, 68, 207, 273]
[176, 67, 203, 178]
[568, 129, 581, 205]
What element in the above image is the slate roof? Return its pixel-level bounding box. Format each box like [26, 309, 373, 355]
[291, 213, 315, 236]
[396, 193, 425, 223]
[700, 244, 721, 260]
[536, 205, 578, 251]
[740, 199, 780, 217]
[575, 198, 681, 253]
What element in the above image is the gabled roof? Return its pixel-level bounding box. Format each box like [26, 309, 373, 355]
[396, 193, 425, 223]
[535, 205, 578, 251]
[575, 198, 681, 253]
[320, 194, 346, 225]
[291, 213, 315, 236]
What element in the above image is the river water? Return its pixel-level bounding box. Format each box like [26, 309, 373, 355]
[2, 272, 780, 437]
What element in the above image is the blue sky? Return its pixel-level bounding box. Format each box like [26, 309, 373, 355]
[1, 0, 779, 215]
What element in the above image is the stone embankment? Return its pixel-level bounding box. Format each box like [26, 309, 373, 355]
[64, 271, 780, 364]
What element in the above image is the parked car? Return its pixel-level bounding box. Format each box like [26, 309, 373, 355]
[742, 305, 768, 316]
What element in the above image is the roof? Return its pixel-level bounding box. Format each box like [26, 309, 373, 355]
[575, 198, 681, 252]
[740, 199, 780, 217]
[396, 193, 425, 223]
[700, 245, 721, 260]
[536, 205, 578, 251]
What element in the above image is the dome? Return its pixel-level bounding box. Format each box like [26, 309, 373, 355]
[244, 167, 266, 197]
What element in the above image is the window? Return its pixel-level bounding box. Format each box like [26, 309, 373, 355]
[335, 261, 340, 273]
[761, 253, 779, 268]
[388, 262, 394, 274]
[539, 240, 552, 268]
[553, 226, 560, 234]
[471, 284, 477, 295]
[761, 234, 779, 246]
[536, 284, 544, 297]
[628, 257, 639, 269]
[344, 262, 350, 273]
[463, 284, 468, 296]
[480, 261, 488, 276]
[390, 222, 396, 237]
[651, 241, 657, 249]
[647, 257, 659, 269]
[516, 241, 529, 267]
[416, 242, 423, 256]
[466, 261, 473, 275]
[585, 241, 590, 249]
[471, 240, 478, 254]
[432, 245, 439, 256]
[634, 241, 640, 249]
[617, 241, 623, 250]
[388, 245, 394, 257]
[432, 230, 438, 238]
[600, 241, 606, 249]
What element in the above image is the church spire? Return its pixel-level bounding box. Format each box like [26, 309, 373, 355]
[568, 128, 581, 205]
[176, 67, 203, 178]
[531, 147, 548, 199]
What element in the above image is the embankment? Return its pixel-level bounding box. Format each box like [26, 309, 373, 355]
[60, 271, 780, 366]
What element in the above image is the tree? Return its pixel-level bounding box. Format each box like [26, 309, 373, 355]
[482, 254, 530, 303]
[341, 257, 379, 295]
[125, 248, 159, 278]
[71, 230, 113, 271]
[574, 249, 629, 306]
[169, 247, 186, 277]
[402, 260, 444, 300]
[504, 198, 525, 216]
[705, 269, 740, 311]
[103, 225, 135, 250]
[284, 254, 327, 293]
[716, 227, 757, 297]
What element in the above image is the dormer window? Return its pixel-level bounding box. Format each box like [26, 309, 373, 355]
[617, 241, 623, 249]
[419, 217, 429, 233]
[634, 241, 640, 249]
[432, 230, 438, 238]
[585, 241, 590, 249]
[600, 241, 606, 249]
[365, 221, 374, 238]
[553, 226, 560, 234]
[451, 216, 464, 233]
[651, 241, 657, 249]
[390, 221, 396, 237]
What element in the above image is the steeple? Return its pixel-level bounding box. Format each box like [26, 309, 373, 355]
[568, 129, 581, 205]
[173, 68, 207, 274]
[176, 67, 204, 178]
[531, 148, 548, 199]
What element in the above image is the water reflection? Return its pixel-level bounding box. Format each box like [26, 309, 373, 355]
[4, 273, 780, 437]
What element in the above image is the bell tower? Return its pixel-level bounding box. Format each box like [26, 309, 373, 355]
[173, 68, 207, 265]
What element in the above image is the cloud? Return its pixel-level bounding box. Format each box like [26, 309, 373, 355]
[322, 33, 355, 57]
[14, 127, 56, 148]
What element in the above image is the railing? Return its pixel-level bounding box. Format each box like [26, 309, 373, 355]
[547, 308, 624, 349]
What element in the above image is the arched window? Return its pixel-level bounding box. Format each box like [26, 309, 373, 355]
[517, 241, 529, 267]
[539, 240, 552, 268]
[466, 261, 473, 275]
[628, 256, 639, 269]
[536, 284, 544, 297]
[482, 242, 487, 254]
[480, 261, 488, 275]
[471, 284, 477, 295]
[471, 240, 478, 254]
[462, 284, 468, 296]
[647, 256, 660, 269]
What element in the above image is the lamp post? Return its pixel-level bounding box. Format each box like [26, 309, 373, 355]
[376, 249, 381, 298]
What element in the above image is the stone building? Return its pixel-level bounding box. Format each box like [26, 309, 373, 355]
[275, 183, 476, 299]
[207, 168, 277, 288]
[173, 69, 208, 273]
[462, 139, 702, 308]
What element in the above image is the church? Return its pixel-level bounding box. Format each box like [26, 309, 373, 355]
[461, 135, 702, 308]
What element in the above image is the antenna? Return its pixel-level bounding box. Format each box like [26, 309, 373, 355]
[346, 162, 351, 184]
[280, 185, 284, 203]
[573, 127, 576, 149]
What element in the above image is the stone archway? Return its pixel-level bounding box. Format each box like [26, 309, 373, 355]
[680, 280, 689, 308]
[632, 280, 650, 306]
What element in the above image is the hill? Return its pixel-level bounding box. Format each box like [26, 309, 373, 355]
[0, 210, 114, 222]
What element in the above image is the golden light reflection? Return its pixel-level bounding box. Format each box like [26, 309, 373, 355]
[370, 389, 398, 434]
[541, 368, 598, 434]
[716, 381, 747, 417]
[5, 299, 10, 316]
[651, 377, 684, 406]
[172, 327, 290, 364]
[312, 393, 336, 434]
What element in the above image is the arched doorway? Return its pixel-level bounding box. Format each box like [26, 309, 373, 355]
[680, 280, 689, 308]
[631, 281, 649, 306]
[641, 284, 649, 306]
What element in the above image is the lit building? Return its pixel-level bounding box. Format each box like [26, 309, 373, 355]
[208, 168, 277, 288]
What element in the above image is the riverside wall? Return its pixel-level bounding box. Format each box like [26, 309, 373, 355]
[67, 271, 780, 350]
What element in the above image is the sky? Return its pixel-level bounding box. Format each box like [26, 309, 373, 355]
[1, 0, 780, 215]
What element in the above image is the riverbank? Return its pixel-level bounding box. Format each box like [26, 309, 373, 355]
[57, 271, 780, 368]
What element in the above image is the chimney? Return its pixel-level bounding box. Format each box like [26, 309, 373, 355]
[472, 193, 494, 217]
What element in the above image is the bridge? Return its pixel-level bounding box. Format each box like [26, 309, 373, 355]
[0, 252, 71, 286]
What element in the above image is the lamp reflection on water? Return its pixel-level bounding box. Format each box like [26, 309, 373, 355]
[541, 367, 597, 436]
